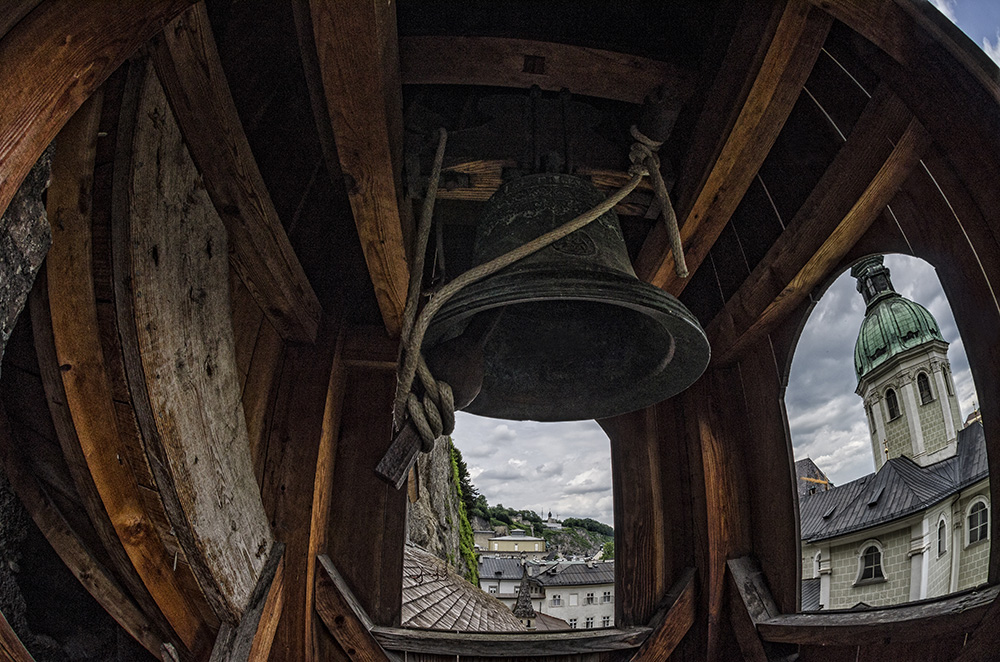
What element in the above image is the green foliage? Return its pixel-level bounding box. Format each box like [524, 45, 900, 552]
[562, 517, 614, 537]
[449, 439, 479, 585]
[602, 540, 615, 559]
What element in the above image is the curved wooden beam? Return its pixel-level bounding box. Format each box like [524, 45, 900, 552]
[706, 85, 931, 365]
[400, 36, 693, 105]
[150, 3, 321, 345]
[0, 0, 194, 219]
[308, 0, 410, 337]
[635, 0, 832, 296]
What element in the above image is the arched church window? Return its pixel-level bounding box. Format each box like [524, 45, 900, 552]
[918, 372, 933, 404]
[968, 499, 989, 545]
[938, 519, 947, 556]
[886, 388, 900, 419]
[856, 542, 885, 584]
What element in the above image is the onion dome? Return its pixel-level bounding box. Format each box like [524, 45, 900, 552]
[852, 256, 944, 380]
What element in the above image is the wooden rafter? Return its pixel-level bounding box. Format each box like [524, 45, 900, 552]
[706, 85, 932, 365]
[628, 568, 697, 661]
[307, 0, 410, 338]
[0, 0, 194, 220]
[315, 555, 394, 662]
[635, 0, 832, 295]
[150, 3, 321, 345]
[208, 543, 285, 662]
[400, 36, 693, 105]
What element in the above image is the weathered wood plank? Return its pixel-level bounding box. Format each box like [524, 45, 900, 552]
[399, 36, 693, 105]
[315, 555, 389, 662]
[0, 402, 162, 657]
[208, 542, 285, 662]
[727, 556, 787, 662]
[118, 59, 273, 622]
[0, 0, 40, 40]
[40, 90, 209, 655]
[370, 624, 651, 657]
[149, 3, 321, 344]
[308, 0, 410, 337]
[260, 317, 342, 662]
[628, 568, 697, 661]
[758, 583, 998, 646]
[0, 609, 33, 662]
[0, 0, 194, 219]
[707, 86, 930, 365]
[635, 0, 832, 296]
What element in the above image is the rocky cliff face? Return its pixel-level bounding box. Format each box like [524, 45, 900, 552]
[407, 438, 472, 580]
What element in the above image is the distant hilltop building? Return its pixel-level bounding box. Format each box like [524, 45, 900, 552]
[485, 528, 547, 560]
[798, 256, 989, 610]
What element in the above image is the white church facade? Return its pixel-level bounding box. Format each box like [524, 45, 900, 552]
[797, 256, 989, 611]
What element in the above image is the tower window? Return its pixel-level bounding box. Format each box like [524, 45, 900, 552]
[918, 372, 933, 404]
[969, 500, 989, 545]
[856, 543, 885, 584]
[938, 519, 947, 556]
[886, 388, 900, 419]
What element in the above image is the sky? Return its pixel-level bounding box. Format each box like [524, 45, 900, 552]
[450, 1, 999, 528]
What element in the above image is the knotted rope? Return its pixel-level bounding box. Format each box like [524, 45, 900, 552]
[393, 124, 686, 452]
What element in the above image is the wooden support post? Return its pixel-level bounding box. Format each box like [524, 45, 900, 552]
[307, 0, 411, 337]
[150, 2, 321, 344]
[314, 555, 394, 662]
[0, 0, 195, 219]
[208, 543, 285, 662]
[635, 0, 832, 295]
[707, 85, 931, 365]
[727, 557, 795, 662]
[628, 568, 698, 661]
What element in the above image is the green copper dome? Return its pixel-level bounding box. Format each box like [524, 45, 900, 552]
[852, 256, 944, 380]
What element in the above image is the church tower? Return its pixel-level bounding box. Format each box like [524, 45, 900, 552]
[852, 256, 963, 470]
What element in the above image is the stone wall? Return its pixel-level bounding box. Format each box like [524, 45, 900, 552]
[407, 437, 471, 580]
[827, 526, 911, 609]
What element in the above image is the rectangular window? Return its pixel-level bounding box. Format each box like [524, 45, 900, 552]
[534, 543, 539, 550]
[493, 543, 498, 550]
[551, 594, 562, 606]
[569, 619, 577, 629]
[586, 592, 595, 605]
[602, 591, 612, 603]
[514, 543, 518, 551]
[602, 616, 610, 627]
[585, 617, 594, 629]
[488, 586, 497, 594]
[569, 593, 578, 606]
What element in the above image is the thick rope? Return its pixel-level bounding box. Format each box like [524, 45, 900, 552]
[630, 125, 688, 278]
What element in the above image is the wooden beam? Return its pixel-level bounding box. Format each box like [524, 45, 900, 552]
[115, 58, 273, 623]
[0, 0, 194, 219]
[314, 555, 392, 662]
[0, 611, 32, 662]
[149, 3, 321, 344]
[727, 557, 793, 662]
[400, 36, 693, 105]
[41, 86, 211, 654]
[370, 625, 651, 657]
[628, 568, 697, 661]
[706, 85, 931, 365]
[208, 543, 285, 662]
[758, 584, 998, 646]
[0, 0, 40, 40]
[635, 0, 831, 295]
[308, 0, 410, 337]
[0, 403, 163, 657]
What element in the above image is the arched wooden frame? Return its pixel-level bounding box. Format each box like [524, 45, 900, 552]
[3, 0, 1000, 661]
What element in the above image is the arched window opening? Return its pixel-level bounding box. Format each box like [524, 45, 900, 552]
[968, 500, 989, 546]
[918, 372, 934, 404]
[886, 388, 900, 420]
[788, 254, 983, 611]
[404, 415, 615, 631]
[856, 543, 885, 584]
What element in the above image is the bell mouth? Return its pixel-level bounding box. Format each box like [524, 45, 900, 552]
[424, 268, 710, 422]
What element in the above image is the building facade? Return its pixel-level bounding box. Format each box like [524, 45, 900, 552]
[486, 529, 547, 559]
[798, 256, 989, 610]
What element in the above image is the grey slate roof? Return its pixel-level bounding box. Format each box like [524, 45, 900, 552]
[401, 545, 524, 631]
[533, 561, 615, 587]
[801, 578, 821, 611]
[479, 556, 526, 581]
[799, 423, 987, 543]
[794, 457, 834, 498]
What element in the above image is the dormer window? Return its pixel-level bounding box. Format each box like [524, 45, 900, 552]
[886, 388, 900, 420]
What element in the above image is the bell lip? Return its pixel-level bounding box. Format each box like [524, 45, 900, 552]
[424, 269, 711, 421]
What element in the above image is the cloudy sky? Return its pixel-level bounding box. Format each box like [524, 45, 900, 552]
[450, 1, 998, 527]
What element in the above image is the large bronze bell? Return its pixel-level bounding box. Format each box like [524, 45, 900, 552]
[424, 173, 710, 422]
